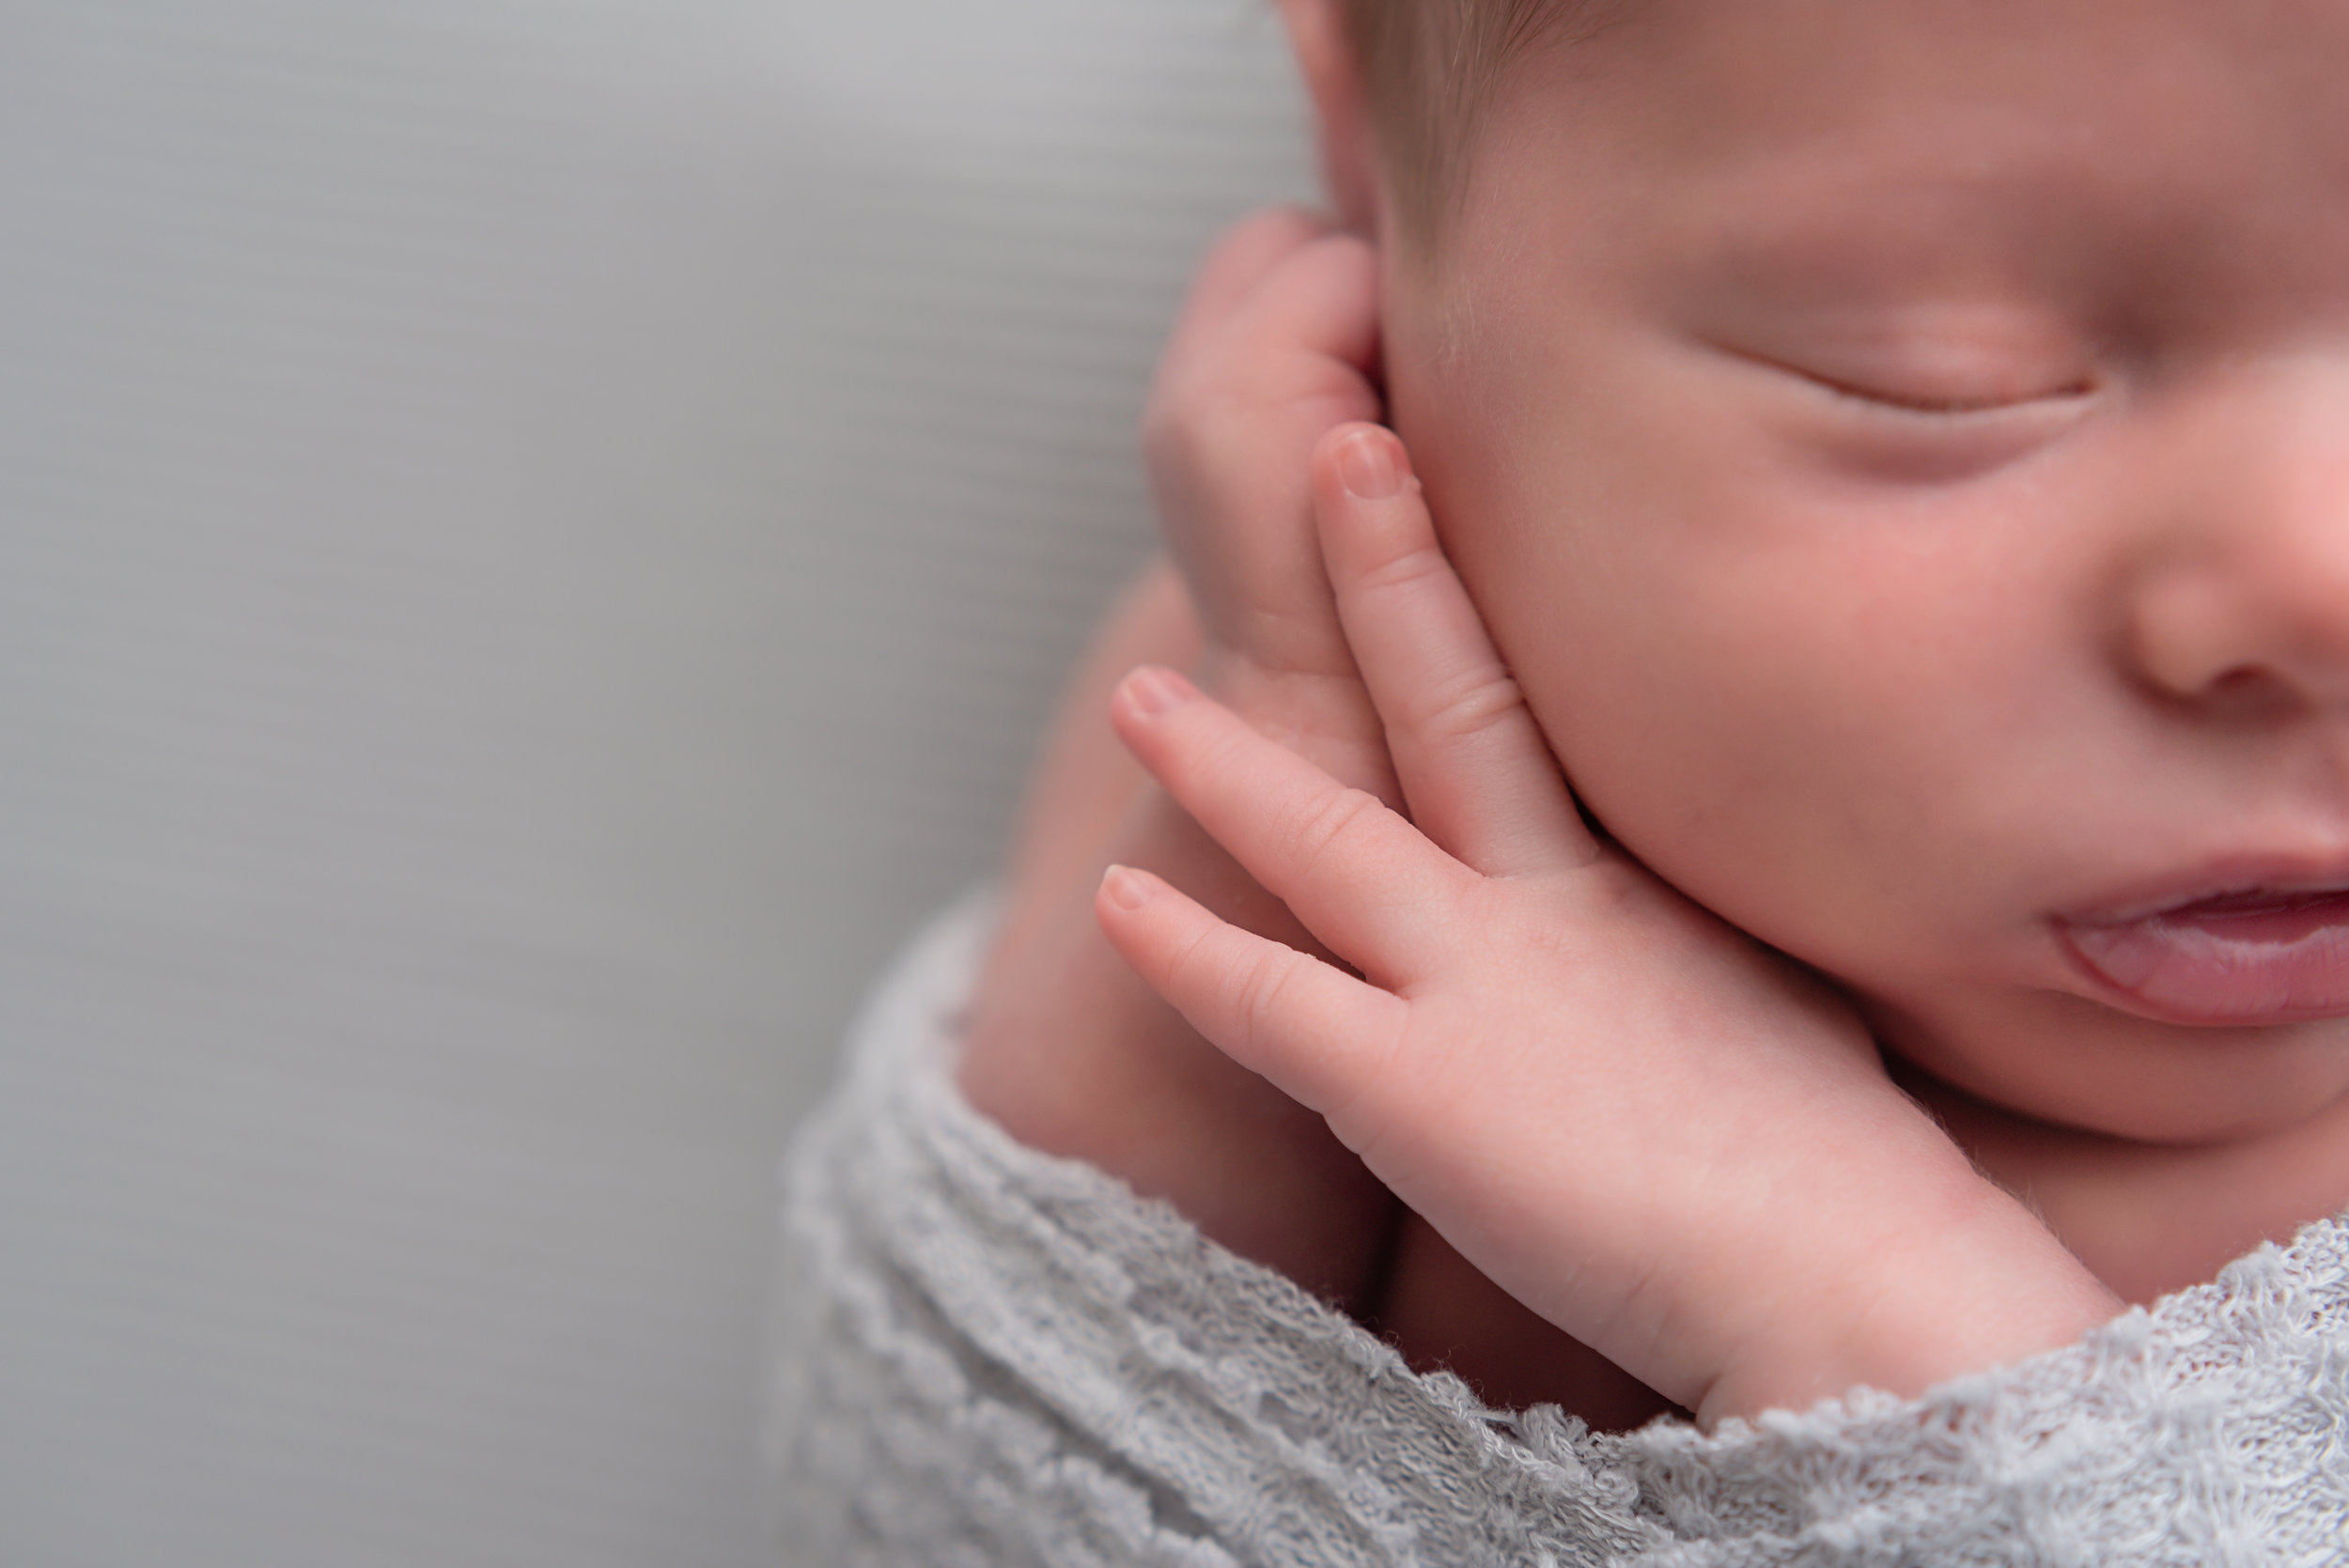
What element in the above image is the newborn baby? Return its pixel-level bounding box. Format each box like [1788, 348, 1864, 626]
[966, 0, 2349, 1426]
[780, 0, 2349, 1556]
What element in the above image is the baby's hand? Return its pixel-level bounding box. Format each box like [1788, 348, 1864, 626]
[958, 212, 1401, 1308]
[1140, 209, 1393, 789]
[1098, 428, 2120, 1423]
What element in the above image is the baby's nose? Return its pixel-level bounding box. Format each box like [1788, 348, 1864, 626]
[2121, 359, 2349, 714]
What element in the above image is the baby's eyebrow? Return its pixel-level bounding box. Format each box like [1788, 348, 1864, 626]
[1655, 159, 2134, 308]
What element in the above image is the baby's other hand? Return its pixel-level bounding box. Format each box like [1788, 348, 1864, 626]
[1100, 428, 2120, 1423]
[1141, 210, 1393, 793]
[958, 212, 1400, 1308]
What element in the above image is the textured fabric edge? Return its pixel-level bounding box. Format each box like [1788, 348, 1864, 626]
[771, 893, 2349, 1567]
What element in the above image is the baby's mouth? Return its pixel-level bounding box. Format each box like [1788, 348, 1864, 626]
[2059, 883, 2349, 1025]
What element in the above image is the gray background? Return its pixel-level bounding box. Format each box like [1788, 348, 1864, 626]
[0, 3, 1311, 1562]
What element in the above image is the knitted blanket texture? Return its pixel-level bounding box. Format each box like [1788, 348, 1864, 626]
[770, 898, 2349, 1565]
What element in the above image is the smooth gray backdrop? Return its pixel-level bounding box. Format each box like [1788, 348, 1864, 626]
[0, 3, 1312, 1562]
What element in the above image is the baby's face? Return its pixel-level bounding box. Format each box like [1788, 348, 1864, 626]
[1383, 0, 2349, 1141]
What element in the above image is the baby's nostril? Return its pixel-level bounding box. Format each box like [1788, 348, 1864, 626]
[2190, 661, 2312, 722]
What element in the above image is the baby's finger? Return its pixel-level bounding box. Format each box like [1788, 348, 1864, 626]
[1096, 864, 1408, 1121]
[1315, 426, 1598, 878]
[1147, 233, 1382, 679]
[1159, 209, 1333, 372]
[1218, 229, 1380, 392]
[1111, 666, 1470, 986]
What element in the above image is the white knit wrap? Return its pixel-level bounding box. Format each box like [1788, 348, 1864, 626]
[771, 897, 2349, 1566]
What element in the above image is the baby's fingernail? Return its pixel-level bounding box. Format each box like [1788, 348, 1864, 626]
[1336, 427, 1408, 502]
[1121, 665, 1197, 718]
[1100, 864, 1152, 910]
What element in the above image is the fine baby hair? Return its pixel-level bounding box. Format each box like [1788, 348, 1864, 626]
[1329, 0, 1595, 237]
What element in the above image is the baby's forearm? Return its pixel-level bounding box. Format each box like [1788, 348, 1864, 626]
[1694, 1141, 2123, 1424]
[981, 563, 1194, 995]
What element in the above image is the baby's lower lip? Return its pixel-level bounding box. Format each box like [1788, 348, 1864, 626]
[2059, 889, 2349, 1024]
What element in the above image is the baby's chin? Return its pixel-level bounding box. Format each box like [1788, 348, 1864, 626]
[1855, 982, 2349, 1146]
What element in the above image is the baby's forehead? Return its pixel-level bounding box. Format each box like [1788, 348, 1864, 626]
[1510, 2, 2320, 163]
[1452, 0, 2349, 311]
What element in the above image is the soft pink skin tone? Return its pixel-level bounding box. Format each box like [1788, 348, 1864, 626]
[972, 0, 2349, 1424]
[960, 216, 1408, 1316]
[961, 215, 1688, 1422]
[1092, 434, 2116, 1422]
[1385, 0, 2349, 1171]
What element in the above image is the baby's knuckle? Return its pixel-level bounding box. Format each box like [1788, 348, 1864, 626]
[1160, 916, 1210, 982]
[1226, 949, 1299, 1053]
[1165, 920, 1238, 1014]
[1352, 541, 1447, 598]
[1143, 351, 1237, 434]
[1146, 393, 1252, 490]
[1284, 785, 1381, 876]
[1408, 662, 1526, 744]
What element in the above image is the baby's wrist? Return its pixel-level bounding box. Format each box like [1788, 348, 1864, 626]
[1694, 1159, 2122, 1425]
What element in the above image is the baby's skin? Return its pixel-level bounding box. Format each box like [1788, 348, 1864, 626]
[967, 0, 2349, 1425]
[964, 213, 1685, 1423]
[962, 213, 1408, 1334]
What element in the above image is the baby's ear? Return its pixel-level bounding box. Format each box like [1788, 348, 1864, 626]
[1278, 0, 1379, 238]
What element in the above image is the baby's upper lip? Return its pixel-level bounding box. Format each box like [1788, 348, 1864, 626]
[2059, 855, 2349, 927]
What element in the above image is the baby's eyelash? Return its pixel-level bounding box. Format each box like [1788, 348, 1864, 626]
[1797, 365, 2098, 417]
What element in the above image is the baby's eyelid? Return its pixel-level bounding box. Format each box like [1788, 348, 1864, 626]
[1757, 351, 2101, 418]
[1799, 365, 2101, 417]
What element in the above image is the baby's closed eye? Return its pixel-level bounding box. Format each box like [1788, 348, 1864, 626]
[1693, 307, 2108, 480]
[1720, 299, 2097, 406]
[1761, 351, 2099, 417]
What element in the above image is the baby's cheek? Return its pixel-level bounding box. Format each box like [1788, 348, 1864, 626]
[1482, 542, 1941, 970]
[1395, 294, 1993, 974]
